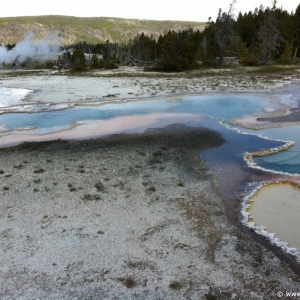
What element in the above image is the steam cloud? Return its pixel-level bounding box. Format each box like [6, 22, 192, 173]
[0, 32, 61, 64]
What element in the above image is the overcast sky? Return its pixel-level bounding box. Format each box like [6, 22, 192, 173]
[0, 0, 299, 21]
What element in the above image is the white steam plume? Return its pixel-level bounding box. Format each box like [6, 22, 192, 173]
[0, 32, 61, 64]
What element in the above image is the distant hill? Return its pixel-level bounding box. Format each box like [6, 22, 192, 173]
[0, 15, 206, 45]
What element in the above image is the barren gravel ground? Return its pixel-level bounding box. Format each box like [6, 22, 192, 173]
[0, 127, 299, 299]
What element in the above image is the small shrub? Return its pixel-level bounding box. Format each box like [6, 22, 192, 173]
[94, 182, 104, 192]
[34, 168, 45, 174]
[169, 281, 183, 290]
[118, 277, 137, 289]
[3, 186, 9, 191]
[34, 178, 42, 184]
[177, 181, 184, 187]
[14, 164, 23, 169]
[126, 260, 155, 271]
[83, 194, 91, 200]
[83, 194, 101, 201]
[147, 186, 156, 192]
[104, 94, 117, 98]
[0, 170, 4, 174]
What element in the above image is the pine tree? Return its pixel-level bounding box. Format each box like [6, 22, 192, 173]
[224, 36, 256, 65]
[277, 42, 292, 64]
[71, 49, 87, 71]
[257, 4, 283, 64]
[90, 54, 101, 69]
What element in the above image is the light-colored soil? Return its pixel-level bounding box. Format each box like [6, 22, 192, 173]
[0, 128, 299, 299]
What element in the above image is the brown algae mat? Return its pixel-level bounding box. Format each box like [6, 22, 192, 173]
[0, 126, 299, 299]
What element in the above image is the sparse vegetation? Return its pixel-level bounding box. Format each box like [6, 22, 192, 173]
[14, 164, 23, 169]
[68, 183, 76, 192]
[83, 194, 101, 201]
[169, 281, 183, 290]
[251, 65, 299, 74]
[126, 260, 155, 271]
[94, 182, 105, 192]
[103, 94, 118, 98]
[117, 277, 137, 289]
[147, 186, 156, 192]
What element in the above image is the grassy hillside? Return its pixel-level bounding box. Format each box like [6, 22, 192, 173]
[0, 15, 205, 45]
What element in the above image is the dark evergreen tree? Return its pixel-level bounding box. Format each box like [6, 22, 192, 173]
[90, 54, 102, 69]
[71, 49, 87, 71]
[277, 42, 292, 63]
[257, 4, 283, 64]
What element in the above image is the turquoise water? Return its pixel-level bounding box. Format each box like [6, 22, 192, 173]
[0, 94, 277, 129]
[240, 125, 300, 174]
[0, 89, 299, 175]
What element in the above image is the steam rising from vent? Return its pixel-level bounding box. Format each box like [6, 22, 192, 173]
[0, 32, 61, 64]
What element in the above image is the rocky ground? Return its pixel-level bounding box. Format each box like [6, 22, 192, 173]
[0, 127, 299, 299]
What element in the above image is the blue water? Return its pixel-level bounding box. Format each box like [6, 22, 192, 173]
[0, 94, 277, 129]
[240, 125, 300, 174]
[0, 90, 299, 175]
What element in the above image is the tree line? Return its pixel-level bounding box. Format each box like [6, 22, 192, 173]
[45, 1, 300, 71]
